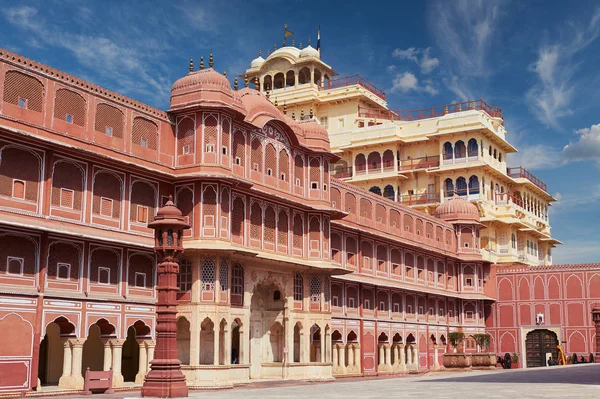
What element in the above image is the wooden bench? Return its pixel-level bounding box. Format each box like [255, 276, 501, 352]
[83, 367, 114, 395]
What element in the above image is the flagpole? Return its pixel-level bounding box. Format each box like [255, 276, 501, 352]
[317, 25, 321, 57]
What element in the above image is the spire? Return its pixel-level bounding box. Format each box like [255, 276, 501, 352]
[189, 57, 194, 73]
[274, 43, 277, 51]
[292, 110, 295, 120]
[300, 109, 304, 119]
[259, 49, 262, 57]
[267, 49, 271, 56]
[199, 56, 204, 70]
[308, 38, 311, 46]
[299, 41, 303, 50]
[274, 97, 278, 107]
[266, 86, 270, 100]
[292, 39, 295, 47]
[244, 74, 249, 88]
[283, 101, 287, 115]
[209, 51, 214, 68]
[234, 77, 239, 90]
[309, 107, 313, 119]
[223, 70, 227, 78]
[254, 76, 259, 91]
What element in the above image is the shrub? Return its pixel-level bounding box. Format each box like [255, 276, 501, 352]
[448, 332, 465, 351]
[473, 333, 491, 352]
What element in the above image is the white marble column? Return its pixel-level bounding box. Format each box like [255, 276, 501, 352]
[135, 340, 148, 384]
[70, 339, 85, 389]
[354, 344, 361, 370]
[385, 345, 392, 367]
[332, 343, 338, 369]
[147, 340, 155, 370]
[338, 344, 346, 373]
[224, 326, 231, 366]
[398, 344, 407, 371]
[190, 314, 200, 366]
[102, 339, 112, 371]
[379, 345, 385, 367]
[58, 339, 72, 388]
[110, 339, 125, 387]
[433, 345, 440, 371]
[320, 334, 326, 363]
[214, 326, 220, 365]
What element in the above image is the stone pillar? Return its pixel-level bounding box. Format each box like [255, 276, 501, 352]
[213, 326, 220, 365]
[332, 343, 338, 369]
[398, 344, 407, 371]
[338, 344, 346, 373]
[592, 306, 600, 362]
[189, 317, 200, 366]
[385, 344, 392, 367]
[320, 334, 326, 363]
[110, 339, 125, 387]
[70, 339, 85, 389]
[433, 345, 440, 371]
[354, 344, 361, 370]
[224, 326, 231, 366]
[326, 332, 332, 363]
[136, 340, 148, 384]
[102, 339, 112, 372]
[347, 345, 354, 367]
[147, 340, 156, 364]
[58, 339, 72, 388]
[378, 345, 384, 367]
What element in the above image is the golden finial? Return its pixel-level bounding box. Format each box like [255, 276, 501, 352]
[267, 49, 271, 56]
[254, 76, 259, 91]
[274, 98, 278, 107]
[223, 70, 227, 78]
[283, 101, 287, 115]
[274, 43, 277, 51]
[209, 51, 214, 68]
[292, 110, 296, 120]
[244, 74, 249, 88]
[299, 41, 303, 50]
[259, 49, 262, 57]
[444, 105, 448, 115]
[301, 109, 305, 119]
[189, 57, 194, 72]
[266, 86, 270, 100]
[308, 38, 311, 46]
[309, 107, 313, 118]
[199, 56, 204, 70]
[234, 77, 239, 90]
[292, 39, 295, 47]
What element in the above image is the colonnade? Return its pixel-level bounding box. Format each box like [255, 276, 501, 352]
[331, 343, 361, 375]
[57, 338, 155, 389]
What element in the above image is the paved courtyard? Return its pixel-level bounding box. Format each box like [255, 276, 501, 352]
[37, 363, 600, 399]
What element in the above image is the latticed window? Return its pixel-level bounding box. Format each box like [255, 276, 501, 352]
[324, 277, 330, 303]
[203, 186, 217, 227]
[279, 149, 289, 181]
[233, 131, 245, 166]
[277, 210, 288, 246]
[222, 117, 231, 155]
[265, 144, 277, 179]
[178, 258, 192, 292]
[231, 263, 244, 295]
[95, 103, 124, 138]
[132, 117, 158, 150]
[201, 258, 216, 291]
[3, 71, 43, 112]
[219, 259, 228, 291]
[177, 118, 195, 155]
[204, 115, 218, 153]
[310, 276, 321, 303]
[293, 214, 303, 249]
[294, 155, 304, 187]
[264, 206, 276, 243]
[231, 197, 245, 237]
[251, 138, 263, 172]
[294, 272, 303, 301]
[250, 203, 262, 240]
[309, 158, 321, 189]
[54, 89, 86, 126]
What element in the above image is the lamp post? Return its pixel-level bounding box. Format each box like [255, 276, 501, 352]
[592, 306, 600, 363]
[142, 197, 190, 397]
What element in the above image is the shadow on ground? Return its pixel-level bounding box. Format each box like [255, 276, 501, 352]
[421, 363, 600, 385]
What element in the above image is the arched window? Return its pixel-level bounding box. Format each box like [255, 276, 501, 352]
[383, 185, 395, 200]
[286, 70, 295, 87]
[201, 258, 216, 291]
[274, 72, 285, 89]
[310, 276, 321, 304]
[367, 152, 381, 172]
[467, 138, 478, 157]
[298, 67, 310, 85]
[456, 177, 467, 196]
[294, 272, 303, 301]
[468, 175, 480, 195]
[355, 154, 366, 174]
[443, 142, 453, 160]
[511, 233, 517, 250]
[454, 140, 466, 159]
[445, 178, 454, 196]
[369, 186, 382, 196]
[231, 263, 244, 306]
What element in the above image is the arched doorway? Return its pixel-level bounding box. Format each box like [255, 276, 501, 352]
[38, 317, 76, 386]
[121, 326, 139, 382]
[525, 329, 558, 367]
[249, 280, 285, 378]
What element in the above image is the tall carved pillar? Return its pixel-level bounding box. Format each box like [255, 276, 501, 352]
[385, 344, 392, 367]
[433, 345, 440, 371]
[147, 340, 156, 365]
[378, 345, 384, 367]
[338, 344, 346, 373]
[320, 334, 326, 363]
[102, 339, 112, 372]
[136, 340, 148, 384]
[213, 326, 220, 365]
[347, 345, 354, 367]
[354, 344, 361, 371]
[592, 306, 600, 362]
[189, 314, 200, 366]
[70, 339, 85, 389]
[398, 344, 407, 371]
[142, 198, 190, 398]
[110, 339, 126, 387]
[332, 343, 338, 369]
[224, 326, 231, 366]
[58, 339, 72, 388]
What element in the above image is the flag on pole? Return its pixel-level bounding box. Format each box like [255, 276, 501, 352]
[283, 24, 294, 46]
[317, 26, 321, 56]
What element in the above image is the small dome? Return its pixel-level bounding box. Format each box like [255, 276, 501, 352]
[251, 56, 265, 69]
[298, 119, 330, 152]
[434, 196, 480, 224]
[170, 68, 239, 111]
[266, 46, 301, 61]
[156, 197, 183, 218]
[300, 45, 319, 58]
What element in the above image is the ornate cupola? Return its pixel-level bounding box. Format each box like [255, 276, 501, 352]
[435, 195, 483, 257]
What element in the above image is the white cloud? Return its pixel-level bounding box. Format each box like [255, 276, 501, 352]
[552, 240, 600, 264]
[507, 144, 563, 170]
[428, 0, 504, 100]
[392, 47, 439, 74]
[391, 72, 438, 96]
[526, 8, 600, 127]
[392, 72, 418, 92]
[562, 123, 600, 164]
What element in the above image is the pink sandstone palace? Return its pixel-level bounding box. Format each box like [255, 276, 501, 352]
[0, 39, 599, 394]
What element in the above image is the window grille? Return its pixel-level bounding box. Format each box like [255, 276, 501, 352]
[201, 258, 216, 291]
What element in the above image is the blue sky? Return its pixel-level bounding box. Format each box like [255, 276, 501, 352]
[2, 0, 599, 264]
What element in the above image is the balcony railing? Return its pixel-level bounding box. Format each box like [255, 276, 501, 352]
[399, 156, 440, 171]
[358, 99, 503, 123]
[444, 189, 480, 201]
[441, 154, 479, 165]
[321, 74, 387, 100]
[507, 166, 547, 192]
[398, 193, 440, 206]
[331, 166, 353, 179]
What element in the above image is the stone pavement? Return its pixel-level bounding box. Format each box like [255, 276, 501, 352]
[34, 363, 600, 399]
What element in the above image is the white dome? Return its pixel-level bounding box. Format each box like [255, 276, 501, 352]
[267, 46, 301, 61]
[300, 45, 319, 58]
[251, 56, 265, 68]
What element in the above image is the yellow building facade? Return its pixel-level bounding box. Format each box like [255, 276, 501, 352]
[244, 44, 560, 267]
